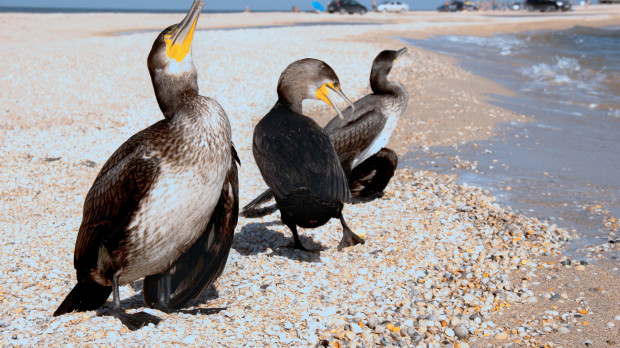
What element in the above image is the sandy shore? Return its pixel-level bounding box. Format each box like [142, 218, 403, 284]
[1, 5, 620, 347]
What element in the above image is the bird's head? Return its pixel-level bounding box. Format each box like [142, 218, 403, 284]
[147, 0, 204, 118]
[277, 58, 354, 119]
[370, 47, 407, 93]
[373, 47, 408, 73]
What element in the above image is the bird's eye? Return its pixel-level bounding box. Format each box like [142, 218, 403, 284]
[332, 81, 340, 89]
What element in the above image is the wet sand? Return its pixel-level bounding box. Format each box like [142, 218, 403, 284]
[1, 5, 620, 346]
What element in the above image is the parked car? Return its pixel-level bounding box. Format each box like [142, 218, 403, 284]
[462, 0, 477, 10]
[508, 1, 522, 10]
[437, 0, 464, 11]
[377, 1, 410, 12]
[524, 0, 571, 11]
[327, 0, 368, 14]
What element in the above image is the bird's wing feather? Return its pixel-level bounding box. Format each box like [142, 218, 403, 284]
[324, 95, 387, 157]
[328, 105, 387, 158]
[74, 128, 161, 271]
[253, 111, 350, 203]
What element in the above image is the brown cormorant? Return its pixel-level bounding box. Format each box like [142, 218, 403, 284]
[54, 0, 238, 316]
[252, 58, 364, 251]
[243, 48, 408, 213]
[327, 47, 408, 196]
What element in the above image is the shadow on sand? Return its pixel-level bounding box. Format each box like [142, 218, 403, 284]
[98, 281, 227, 330]
[233, 221, 324, 262]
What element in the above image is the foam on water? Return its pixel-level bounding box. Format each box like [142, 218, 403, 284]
[445, 35, 526, 55]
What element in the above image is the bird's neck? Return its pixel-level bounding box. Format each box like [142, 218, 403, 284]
[152, 72, 199, 119]
[276, 96, 303, 115]
[370, 69, 401, 95]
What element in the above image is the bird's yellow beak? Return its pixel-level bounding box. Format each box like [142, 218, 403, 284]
[316, 82, 355, 119]
[164, 0, 204, 62]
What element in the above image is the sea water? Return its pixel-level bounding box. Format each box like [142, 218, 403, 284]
[401, 26, 620, 265]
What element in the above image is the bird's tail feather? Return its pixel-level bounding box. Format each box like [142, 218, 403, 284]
[53, 281, 112, 316]
[240, 189, 274, 217]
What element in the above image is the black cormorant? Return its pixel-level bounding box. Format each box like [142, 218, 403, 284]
[252, 58, 364, 251]
[54, 0, 238, 316]
[243, 48, 408, 213]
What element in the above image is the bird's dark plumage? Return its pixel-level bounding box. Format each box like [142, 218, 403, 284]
[54, 0, 238, 317]
[348, 147, 398, 197]
[242, 48, 408, 215]
[252, 58, 363, 251]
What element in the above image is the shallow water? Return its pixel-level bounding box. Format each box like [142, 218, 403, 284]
[401, 26, 620, 266]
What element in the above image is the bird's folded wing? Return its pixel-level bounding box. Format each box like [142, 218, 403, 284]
[327, 104, 387, 157]
[253, 119, 350, 204]
[74, 130, 161, 267]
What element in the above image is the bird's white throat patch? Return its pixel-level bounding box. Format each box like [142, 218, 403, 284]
[166, 53, 195, 75]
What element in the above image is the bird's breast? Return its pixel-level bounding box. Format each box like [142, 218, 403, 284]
[119, 110, 232, 284]
[352, 97, 404, 168]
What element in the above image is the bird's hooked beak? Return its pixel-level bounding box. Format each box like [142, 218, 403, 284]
[316, 82, 355, 120]
[164, 0, 204, 62]
[395, 47, 408, 63]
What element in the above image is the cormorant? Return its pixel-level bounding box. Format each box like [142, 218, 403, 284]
[252, 58, 364, 251]
[54, 0, 238, 316]
[327, 47, 408, 196]
[242, 48, 408, 213]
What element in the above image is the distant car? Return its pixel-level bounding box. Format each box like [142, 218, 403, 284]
[524, 0, 571, 11]
[462, 0, 477, 10]
[327, 0, 368, 14]
[377, 1, 410, 12]
[437, 0, 464, 11]
[508, 1, 522, 9]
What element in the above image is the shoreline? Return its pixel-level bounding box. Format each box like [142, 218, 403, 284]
[1, 7, 619, 346]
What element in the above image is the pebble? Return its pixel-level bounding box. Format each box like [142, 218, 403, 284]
[400, 326, 415, 337]
[182, 335, 197, 345]
[495, 332, 508, 340]
[344, 331, 356, 341]
[524, 296, 539, 303]
[351, 324, 363, 334]
[454, 325, 469, 339]
[550, 293, 562, 301]
[557, 326, 570, 334]
[367, 317, 379, 329]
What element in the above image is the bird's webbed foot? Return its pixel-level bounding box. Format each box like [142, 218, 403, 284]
[337, 215, 366, 251]
[337, 229, 366, 251]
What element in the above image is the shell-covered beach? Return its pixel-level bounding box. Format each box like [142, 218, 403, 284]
[1, 7, 620, 347]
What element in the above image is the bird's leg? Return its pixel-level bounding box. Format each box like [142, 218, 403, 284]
[111, 274, 122, 311]
[337, 213, 365, 251]
[109, 274, 163, 330]
[112, 277, 163, 330]
[288, 223, 310, 252]
[156, 272, 172, 313]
